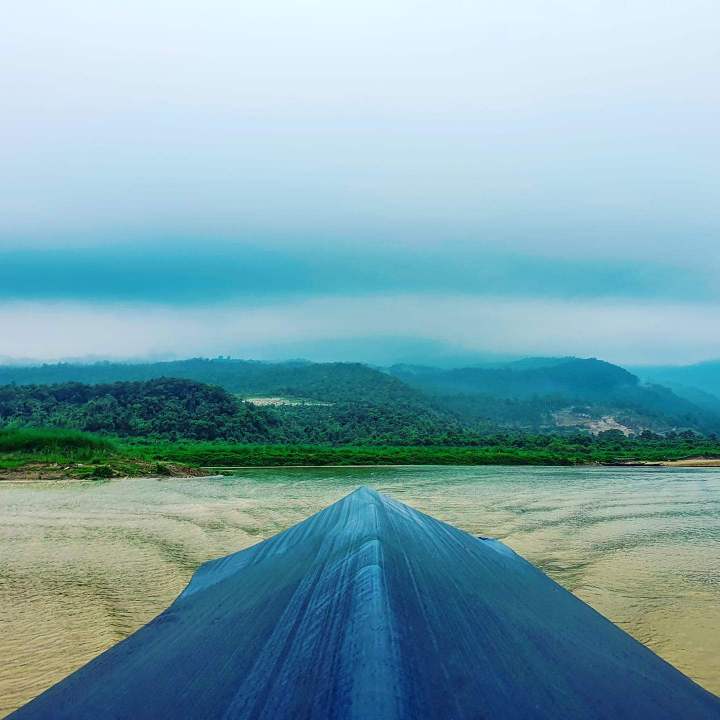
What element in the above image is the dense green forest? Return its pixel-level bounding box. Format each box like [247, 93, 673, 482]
[0, 378, 462, 445]
[0, 379, 279, 441]
[2, 356, 720, 442]
[0, 358, 420, 404]
[2, 358, 719, 476]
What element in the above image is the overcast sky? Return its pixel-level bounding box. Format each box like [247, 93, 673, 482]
[2, 1, 719, 364]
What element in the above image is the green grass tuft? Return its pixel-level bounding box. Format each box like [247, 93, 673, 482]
[0, 427, 116, 457]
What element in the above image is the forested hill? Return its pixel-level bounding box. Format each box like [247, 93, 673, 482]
[389, 358, 720, 435]
[0, 359, 420, 404]
[0, 379, 279, 441]
[0, 360, 463, 444]
[1, 357, 719, 437]
[0, 378, 463, 445]
[389, 358, 638, 399]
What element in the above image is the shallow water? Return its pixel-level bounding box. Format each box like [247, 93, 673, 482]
[1, 466, 719, 716]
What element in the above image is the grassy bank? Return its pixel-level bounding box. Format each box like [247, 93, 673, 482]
[3, 427, 720, 478]
[131, 437, 720, 467]
[0, 428, 200, 479]
[136, 442, 577, 467]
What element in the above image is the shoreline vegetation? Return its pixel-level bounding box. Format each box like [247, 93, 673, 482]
[3, 370, 720, 483]
[2, 428, 720, 480]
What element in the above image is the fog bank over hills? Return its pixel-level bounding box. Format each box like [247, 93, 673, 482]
[4, 337, 720, 380]
[4, 2, 719, 375]
[3, 298, 720, 367]
[631, 361, 720, 411]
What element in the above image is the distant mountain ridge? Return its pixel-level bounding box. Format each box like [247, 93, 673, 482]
[632, 360, 720, 402]
[0, 364, 461, 445]
[389, 358, 637, 399]
[389, 357, 720, 435]
[1, 356, 719, 437]
[0, 358, 418, 404]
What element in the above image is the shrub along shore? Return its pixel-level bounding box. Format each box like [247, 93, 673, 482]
[2, 427, 720, 479]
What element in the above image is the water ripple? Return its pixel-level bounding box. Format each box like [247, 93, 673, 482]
[1, 466, 719, 716]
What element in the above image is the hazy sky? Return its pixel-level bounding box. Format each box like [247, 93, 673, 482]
[2, 1, 719, 364]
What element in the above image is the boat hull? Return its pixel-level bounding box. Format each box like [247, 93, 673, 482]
[10, 486, 720, 719]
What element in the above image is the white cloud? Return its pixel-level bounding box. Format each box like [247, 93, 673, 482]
[2, 1, 719, 266]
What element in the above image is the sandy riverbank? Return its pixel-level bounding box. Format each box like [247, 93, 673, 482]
[614, 457, 720, 467]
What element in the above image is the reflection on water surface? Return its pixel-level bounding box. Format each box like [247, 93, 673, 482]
[1, 466, 719, 715]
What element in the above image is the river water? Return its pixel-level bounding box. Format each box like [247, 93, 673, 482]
[1, 466, 719, 715]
